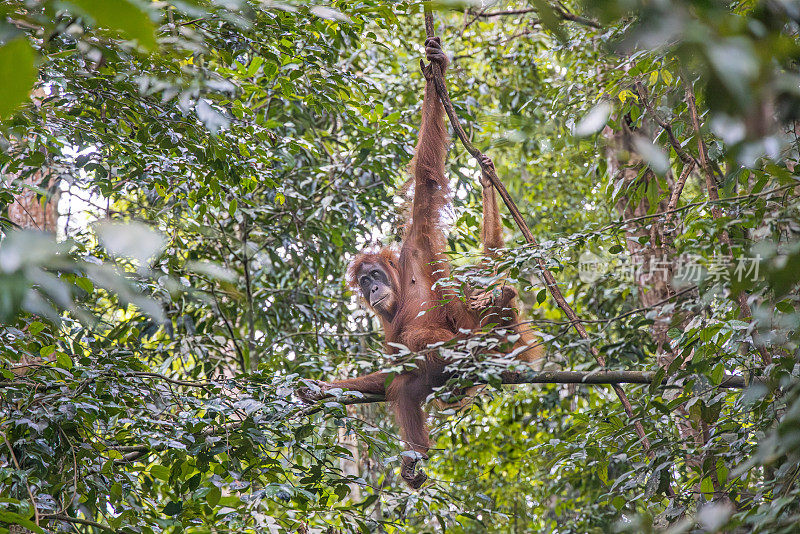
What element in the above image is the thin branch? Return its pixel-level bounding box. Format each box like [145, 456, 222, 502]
[615, 184, 796, 230]
[1, 370, 212, 392]
[635, 81, 696, 166]
[210, 285, 246, 369]
[511, 285, 696, 329]
[665, 161, 696, 222]
[464, 6, 600, 29]
[41, 512, 111, 531]
[423, 4, 653, 456]
[469, 7, 538, 17]
[242, 221, 257, 371]
[128, 372, 210, 389]
[54, 427, 79, 517]
[2, 431, 39, 526]
[552, 4, 601, 28]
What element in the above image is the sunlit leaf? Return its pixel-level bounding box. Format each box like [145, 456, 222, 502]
[95, 221, 166, 266]
[0, 37, 36, 119]
[68, 0, 157, 50]
[632, 135, 669, 175]
[574, 102, 611, 137]
[309, 6, 351, 22]
[196, 100, 230, 134]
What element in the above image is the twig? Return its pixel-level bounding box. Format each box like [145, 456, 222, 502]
[210, 285, 246, 369]
[552, 4, 601, 28]
[1, 370, 213, 392]
[510, 285, 696, 329]
[468, 7, 539, 18]
[601, 184, 796, 233]
[635, 81, 696, 166]
[423, 3, 654, 456]
[464, 6, 600, 29]
[54, 428, 79, 516]
[242, 221, 257, 370]
[128, 372, 210, 389]
[665, 161, 696, 226]
[41, 512, 111, 531]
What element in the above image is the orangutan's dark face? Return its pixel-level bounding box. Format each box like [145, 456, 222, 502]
[357, 262, 396, 319]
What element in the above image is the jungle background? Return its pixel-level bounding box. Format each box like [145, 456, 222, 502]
[1, 0, 800, 532]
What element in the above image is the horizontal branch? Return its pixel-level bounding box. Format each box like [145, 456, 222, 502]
[465, 6, 600, 29]
[501, 369, 750, 388]
[108, 370, 763, 461]
[468, 8, 538, 17]
[42, 512, 110, 530]
[301, 370, 759, 412]
[0, 369, 211, 391]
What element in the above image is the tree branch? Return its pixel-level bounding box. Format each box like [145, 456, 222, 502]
[110, 369, 760, 463]
[300, 370, 758, 410]
[634, 81, 697, 167]
[464, 6, 600, 29]
[41, 513, 112, 531]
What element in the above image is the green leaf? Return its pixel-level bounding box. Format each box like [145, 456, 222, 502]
[150, 465, 170, 481]
[700, 476, 715, 497]
[531, 0, 567, 42]
[0, 37, 37, 119]
[334, 485, 350, 502]
[263, 62, 278, 78]
[710, 363, 725, 385]
[357, 494, 379, 509]
[75, 277, 94, 294]
[247, 56, 264, 76]
[162, 500, 182, 516]
[536, 288, 547, 305]
[295, 424, 313, 440]
[69, 0, 157, 50]
[0, 510, 45, 533]
[56, 352, 73, 370]
[29, 321, 46, 336]
[206, 486, 221, 507]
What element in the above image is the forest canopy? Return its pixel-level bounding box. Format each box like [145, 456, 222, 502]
[1, 0, 800, 533]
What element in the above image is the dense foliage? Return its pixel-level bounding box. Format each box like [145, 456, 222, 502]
[1, 1, 799, 532]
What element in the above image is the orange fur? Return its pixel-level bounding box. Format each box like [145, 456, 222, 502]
[301, 41, 543, 489]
